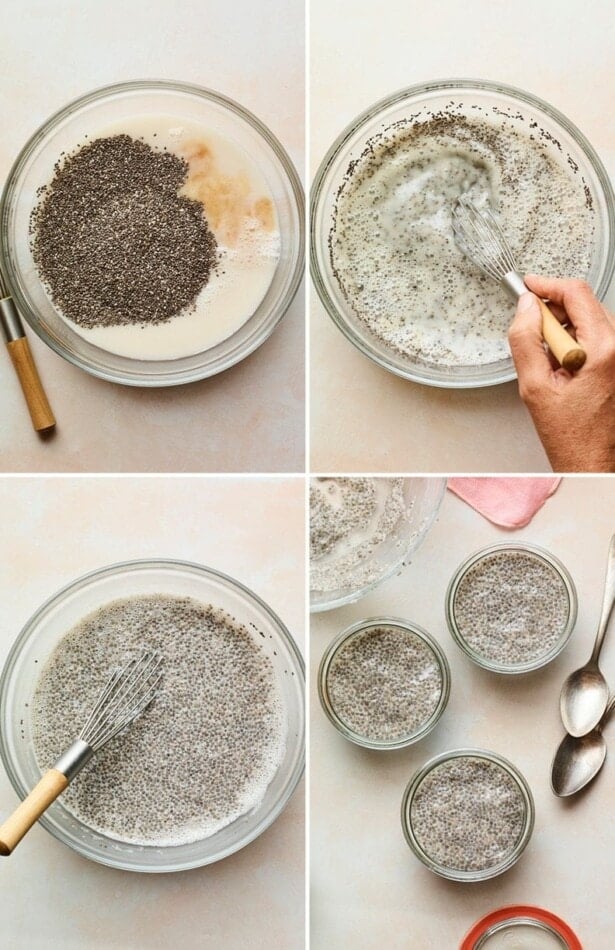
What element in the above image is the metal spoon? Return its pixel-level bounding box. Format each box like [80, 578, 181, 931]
[551, 695, 615, 796]
[560, 533, 615, 737]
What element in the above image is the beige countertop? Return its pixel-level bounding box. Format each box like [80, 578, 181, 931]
[311, 477, 615, 949]
[0, 475, 305, 950]
[0, 0, 304, 473]
[309, 0, 615, 473]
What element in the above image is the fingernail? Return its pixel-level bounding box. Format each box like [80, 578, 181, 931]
[517, 292, 536, 312]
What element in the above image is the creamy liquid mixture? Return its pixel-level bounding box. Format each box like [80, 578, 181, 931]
[326, 625, 442, 741]
[32, 594, 286, 846]
[330, 107, 596, 367]
[310, 477, 407, 593]
[35, 116, 280, 360]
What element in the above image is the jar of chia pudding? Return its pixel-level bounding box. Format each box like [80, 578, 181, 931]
[401, 748, 534, 882]
[318, 617, 450, 750]
[461, 905, 582, 949]
[446, 543, 577, 674]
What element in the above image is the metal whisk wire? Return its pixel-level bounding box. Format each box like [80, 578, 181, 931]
[0, 648, 163, 855]
[80, 649, 163, 751]
[450, 193, 587, 373]
[452, 195, 518, 281]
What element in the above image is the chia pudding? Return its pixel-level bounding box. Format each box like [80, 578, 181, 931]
[329, 106, 595, 368]
[310, 477, 408, 594]
[449, 546, 574, 670]
[322, 622, 447, 744]
[407, 752, 531, 876]
[31, 594, 286, 846]
[30, 116, 280, 360]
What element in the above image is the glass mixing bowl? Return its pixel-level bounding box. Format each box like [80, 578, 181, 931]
[0, 559, 305, 872]
[0, 80, 304, 386]
[310, 476, 446, 612]
[311, 78, 615, 388]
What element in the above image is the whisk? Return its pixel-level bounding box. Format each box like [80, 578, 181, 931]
[452, 195, 587, 372]
[0, 269, 56, 432]
[0, 649, 162, 855]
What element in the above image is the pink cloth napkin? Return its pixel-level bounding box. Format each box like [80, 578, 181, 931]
[448, 477, 561, 528]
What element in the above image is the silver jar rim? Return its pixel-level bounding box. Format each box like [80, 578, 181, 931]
[401, 748, 535, 882]
[445, 542, 578, 674]
[318, 616, 450, 750]
[474, 917, 569, 949]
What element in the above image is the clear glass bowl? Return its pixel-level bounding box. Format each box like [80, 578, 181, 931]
[311, 78, 615, 388]
[401, 748, 535, 882]
[318, 617, 450, 750]
[446, 542, 577, 674]
[310, 476, 446, 612]
[0, 559, 305, 872]
[0, 80, 304, 386]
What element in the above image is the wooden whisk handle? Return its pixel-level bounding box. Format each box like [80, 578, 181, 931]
[538, 299, 586, 372]
[6, 337, 56, 432]
[0, 770, 68, 855]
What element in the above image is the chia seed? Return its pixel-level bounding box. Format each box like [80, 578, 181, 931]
[310, 477, 407, 593]
[31, 594, 285, 846]
[30, 135, 219, 329]
[451, 549, 571, 667]
[410, 754, 527, 872]
[326, 624, 444, 741]
[329, 105, 596, 368]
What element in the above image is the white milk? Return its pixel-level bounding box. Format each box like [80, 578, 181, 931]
[331, 111, 595, 368]
[43, 115, 280, 360]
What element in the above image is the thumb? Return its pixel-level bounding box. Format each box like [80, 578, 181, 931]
[508, 292, 553, 386]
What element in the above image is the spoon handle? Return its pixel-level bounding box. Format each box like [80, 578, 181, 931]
[591, 534, 615, 663]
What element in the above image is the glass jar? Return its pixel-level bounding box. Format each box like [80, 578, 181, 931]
[318, 617, 450, 750]
[401, 748, 535, 882]
[446, 542, 577, 674]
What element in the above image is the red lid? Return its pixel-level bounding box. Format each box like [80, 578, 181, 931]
[461, 905, 582, 950]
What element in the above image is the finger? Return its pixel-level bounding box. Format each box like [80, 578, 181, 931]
[524, 275, 611, 343]
[509, 292, 562, 389]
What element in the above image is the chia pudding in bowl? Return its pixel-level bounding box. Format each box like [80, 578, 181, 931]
[401, 748, 534, 882]
[311, 79, 615, 388]
[446, 542, 577, 673]
[0, 560, 305, 871]
[318, 618, 450, 749]
[0, 80, 304, 386]
[309, 476, 445, 612]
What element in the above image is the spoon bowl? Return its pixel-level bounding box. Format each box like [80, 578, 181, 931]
[560, 533, 615, 737]
[560, 665, 609, 737]
[551, 730, 607, 796]
[552, 695, 615, 796]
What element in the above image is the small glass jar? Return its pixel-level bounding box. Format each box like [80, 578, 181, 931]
[401, 748, 535, 882]
[461, 905, 582, 949]
[446, 542, 577, 674]
[318, 617, 450, 750]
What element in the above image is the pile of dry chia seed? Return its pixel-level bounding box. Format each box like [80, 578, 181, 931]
[30, 135, 218, 329]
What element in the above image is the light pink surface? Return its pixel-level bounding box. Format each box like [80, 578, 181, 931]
[310, 0, 615, 473]
[448, 477, 561, 527]
[0, 0, 305, 474]
[311, 477, 615, 950]
[0, 475, 305, 950]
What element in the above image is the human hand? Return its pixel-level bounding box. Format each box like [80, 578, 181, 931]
[508, 275, 615, 473]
